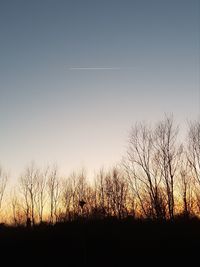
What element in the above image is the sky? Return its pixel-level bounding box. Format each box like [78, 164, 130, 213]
[0, 0, 199, 180]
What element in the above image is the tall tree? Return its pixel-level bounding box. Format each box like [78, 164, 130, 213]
[47, 167, 61, 223]
[154, 116, 182, 219]
[19, 163, 39, 225]
[35, 168, 48, 223]
[125, 123, 166, 219]
[187, 121, 200, 214]
[0, 167, 8, 218]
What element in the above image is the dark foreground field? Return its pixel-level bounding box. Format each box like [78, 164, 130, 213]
[0, 218, 200, 266]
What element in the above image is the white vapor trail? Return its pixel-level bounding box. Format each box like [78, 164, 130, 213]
[69, 67, 121, 70]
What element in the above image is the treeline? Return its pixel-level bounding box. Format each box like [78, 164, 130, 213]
[0, 116, 200, 225]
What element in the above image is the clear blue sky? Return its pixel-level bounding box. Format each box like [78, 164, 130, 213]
[0, 0, 199, 179]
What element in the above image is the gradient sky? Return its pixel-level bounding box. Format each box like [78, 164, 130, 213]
[0, 0, 199, 180]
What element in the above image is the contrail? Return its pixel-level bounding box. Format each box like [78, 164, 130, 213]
[69, 67, 121, 70]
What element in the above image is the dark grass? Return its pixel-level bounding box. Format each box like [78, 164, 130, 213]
[0, 218, 200, 266]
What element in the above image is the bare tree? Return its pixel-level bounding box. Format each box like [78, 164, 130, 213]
[109, 168, 129, 219]
[177, 154, 194, 217]
[35, 168, 48, 223]
[47, 167, 62, 223]
[154, 116, 182, 219]
[96, 169, 106, 210]
[10, 188, 18, 225]
[10, 188, 24, 226]
[19, 163, 39, 225]
[93, 168, 130, 219]
[76, 169, 88, 216]
[0, 167, 8, 213]
[62, 177, 74, 221]
[63, 169, 91, 219]
[187, 121, 200, 214]
[92, 169, 107, 218]
[187, 121, 200, 183]
[124, 123, 166, 219]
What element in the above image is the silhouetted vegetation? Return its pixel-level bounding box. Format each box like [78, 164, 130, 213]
[0, 116, 199, 225]
[0, 116, 199, 265]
